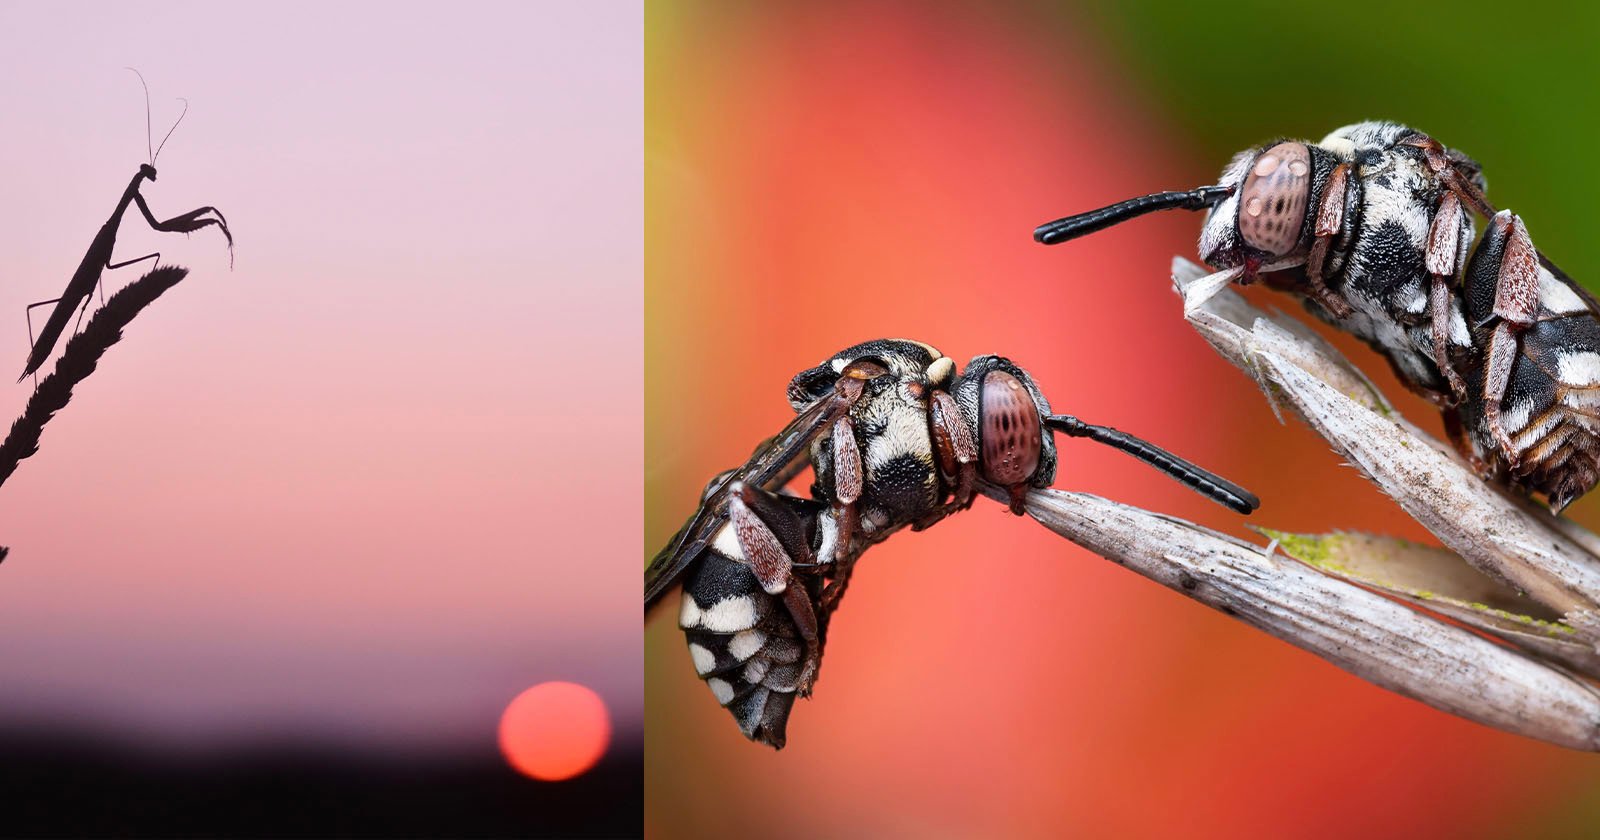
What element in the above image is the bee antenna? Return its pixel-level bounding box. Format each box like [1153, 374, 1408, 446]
[153, 97, 188, 163]
[1044, 414, 1260, 514]
[126, 67, 153, 166]
[1033, 185, 1233, 245]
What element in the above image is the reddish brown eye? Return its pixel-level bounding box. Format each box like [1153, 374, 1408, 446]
[979, 371, 1041, 486]
[1238, 141, 1310, 256]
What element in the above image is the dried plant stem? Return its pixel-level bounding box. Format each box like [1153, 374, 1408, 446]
[0, 265, 189, 489]
[982, 257, 1600, 751]
[1006, 486, 1600, 751]
[1172, 258, 1600, 634]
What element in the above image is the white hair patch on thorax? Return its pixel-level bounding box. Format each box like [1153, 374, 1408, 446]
[815, 511, 839, 566]
[712, 522, 744, 561]
[830, 358, 847, 373]
[1450, 307, 1471, 347]
[1318, 134, 1356, 159]
[1539, 268, 1590, 314]
[1558, 352, 1600, 387]
[688, 643, 716, 674]
[1324, 121, 1409, 153]
[1361, 157, 1432, 244]
[865, 402, 932, 470]
[701, 595, 759, 632]
[743, 658, 769, 685]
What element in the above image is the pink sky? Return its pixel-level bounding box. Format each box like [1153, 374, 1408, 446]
[0, 3, 641, 749]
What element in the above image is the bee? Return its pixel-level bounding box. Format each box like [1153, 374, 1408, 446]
[1035, 121, 1600, 512]
[645, 339, 1259, 747]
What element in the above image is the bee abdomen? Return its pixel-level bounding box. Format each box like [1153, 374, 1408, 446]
[1506, 402, 1600, 513]
[678, 552, 807, 748]
[1483, 324, 1600, 511]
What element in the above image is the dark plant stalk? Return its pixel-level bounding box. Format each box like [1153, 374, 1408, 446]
[0, 265, 189, 491]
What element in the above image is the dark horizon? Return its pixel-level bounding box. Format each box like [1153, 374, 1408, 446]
[0, 721, 641, 837]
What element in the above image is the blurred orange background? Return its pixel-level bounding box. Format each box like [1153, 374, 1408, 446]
[645, 3, 1600, 837]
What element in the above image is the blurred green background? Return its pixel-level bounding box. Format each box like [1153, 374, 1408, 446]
[1082, 0, 1600, 286]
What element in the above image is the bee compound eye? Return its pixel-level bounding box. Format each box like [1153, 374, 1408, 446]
[1237, 141, 1310, 256]
[979, 371, 1042, 486]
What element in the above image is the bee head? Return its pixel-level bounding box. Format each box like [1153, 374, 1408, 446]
[1197, 139, 1337, 270]
[950, 356, 1057, 490]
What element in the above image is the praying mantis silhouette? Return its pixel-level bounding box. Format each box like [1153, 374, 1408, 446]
[21, 69, 233, 383]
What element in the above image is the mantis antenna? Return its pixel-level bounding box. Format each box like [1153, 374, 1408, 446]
[126, 66, 154, 165]
[125, 68, 188, 165]
[154, 99, 188, 163]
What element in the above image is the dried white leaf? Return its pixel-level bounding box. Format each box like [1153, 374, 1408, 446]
[1014, 487, 1600, 752]
[1173, 257, 1600, 631]
[1260, 529, 1600, 678]
[1181, 258, 1305, 316]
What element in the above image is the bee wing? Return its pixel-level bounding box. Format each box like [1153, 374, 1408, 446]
[1537, 252, 1600, 313]
[644, 391, 852, 609]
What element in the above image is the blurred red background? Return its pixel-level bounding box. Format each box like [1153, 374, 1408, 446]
[645, 3, 1600, 837]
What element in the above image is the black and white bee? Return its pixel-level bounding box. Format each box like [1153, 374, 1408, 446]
[644, 339, 1259, 748]
[1035, 120, 1600, 512]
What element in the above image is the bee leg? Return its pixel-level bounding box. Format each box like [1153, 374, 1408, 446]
[1428, 276, 1466, 403]
[1305, 162, 1354, 319]
[1004, 485, 1030, 516]
[1425, 192, 1468, 402]
[1401, 132, 1497, 219]
[1478, 214, 1542, 469]
[1442, 408, 1493, 479]
[830, 416, 861, 557]
[1483, 323, 1523, 467]
[929, 390, 977, 513]
[728, 481, 823, 696]
[777, 586, 822, 696]
[819, 561, 853, 614]
[817, 558, 856, 643]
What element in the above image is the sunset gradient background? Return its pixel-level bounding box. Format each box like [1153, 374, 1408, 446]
[0, 3, 639, 832]
[646, 3, 1600, 837]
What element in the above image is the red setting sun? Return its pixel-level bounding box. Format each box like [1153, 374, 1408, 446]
[500, 682, 611, 781]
